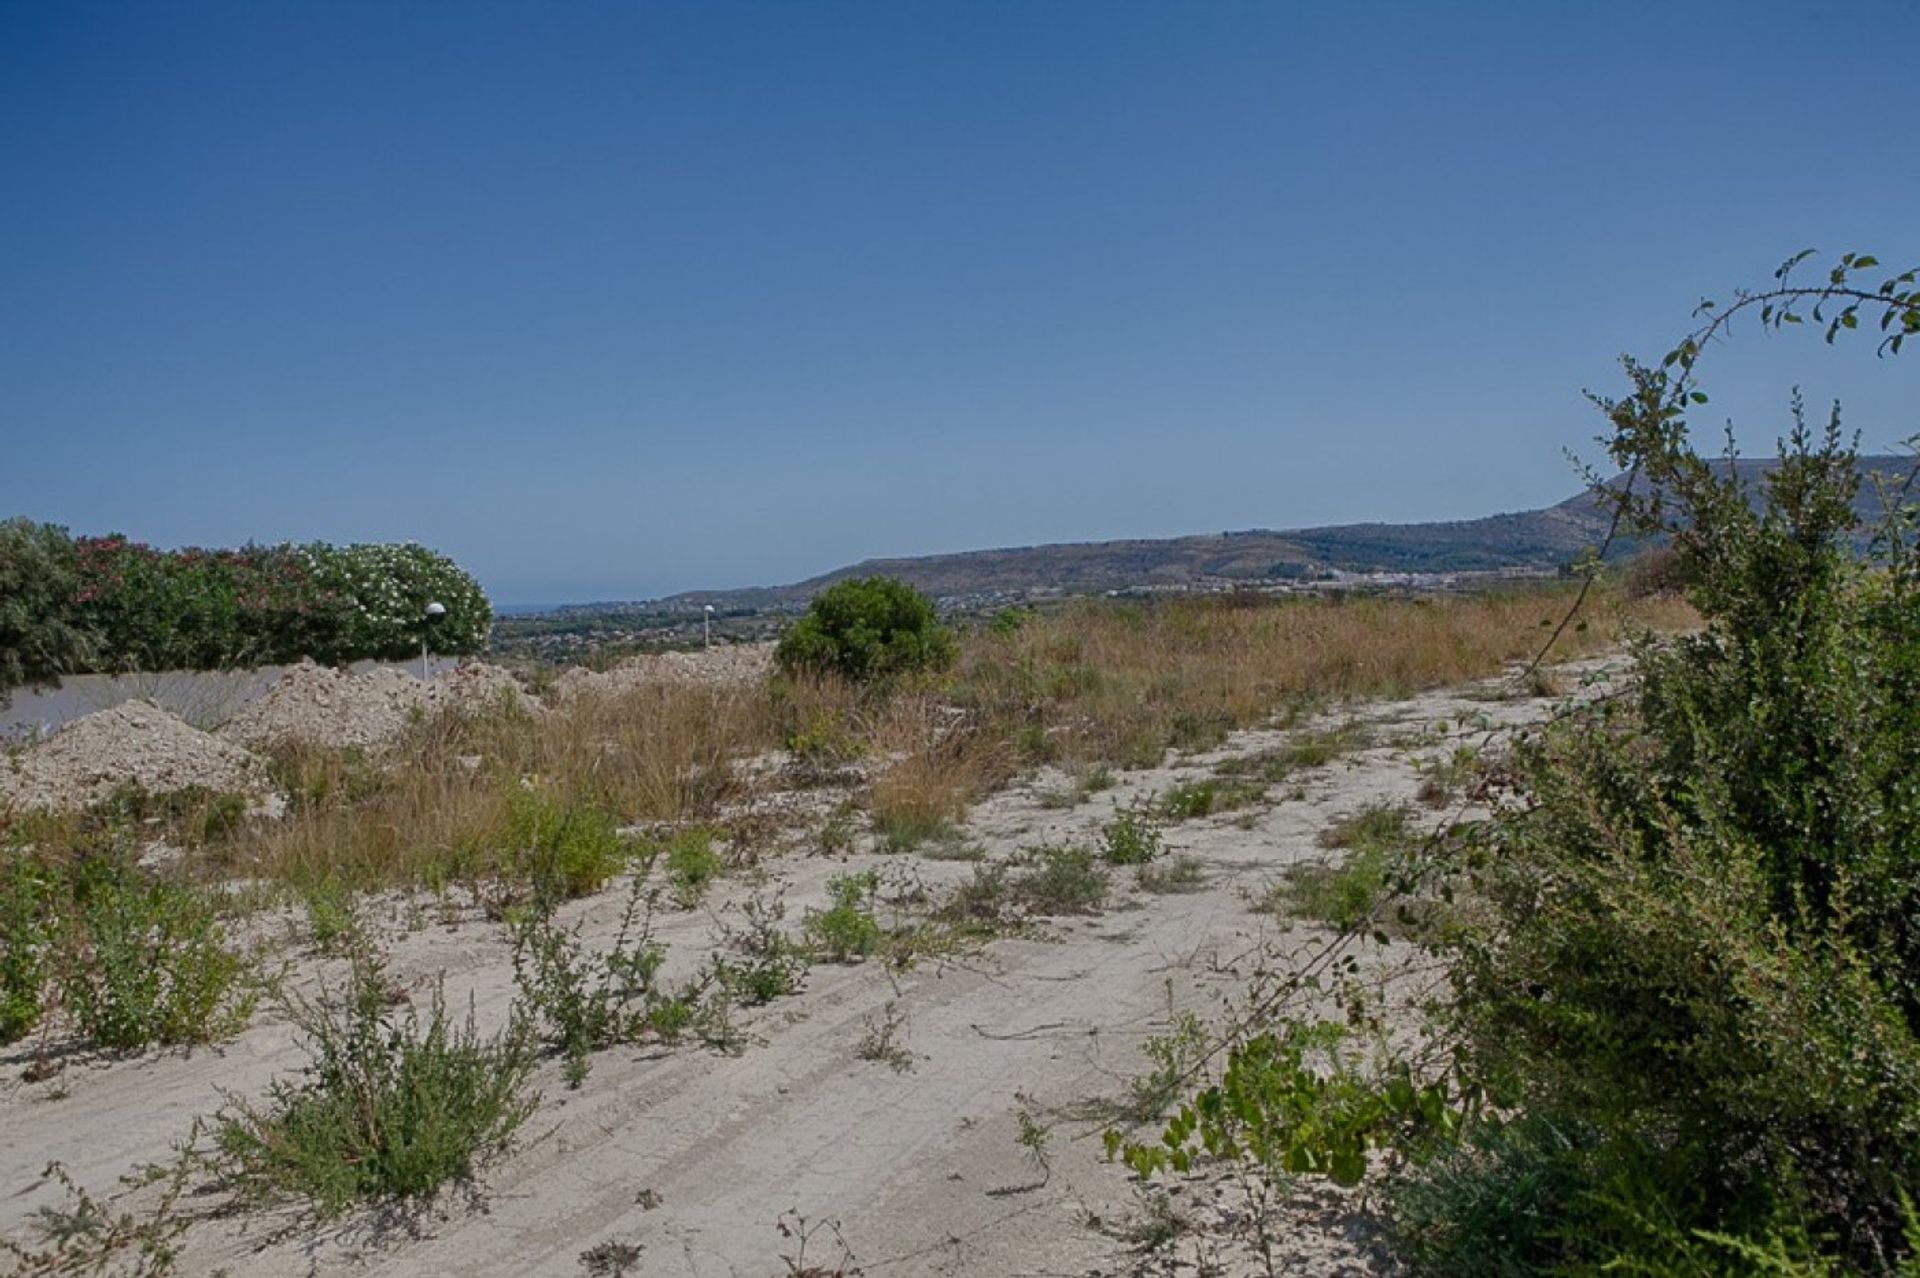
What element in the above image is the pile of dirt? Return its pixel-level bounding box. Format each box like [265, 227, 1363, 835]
[552, 642, 774, 701]
[425, 662, 541, 720]
[218, 660, 539, 753]
[0, 700, 271, 812]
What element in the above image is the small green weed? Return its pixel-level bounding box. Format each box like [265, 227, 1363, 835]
[506, 791, 629, 905]
[510, 876, 674, 1087]
[1012, 844, 1109, 915]
[709, 896, 807, 1005]
[1159, 779, 1263, 821]
[659, 828, 723, 909]
[1099, 804, 1164, 866]
[802, 871, 883, 963]
[1137, 855, 1207, 894]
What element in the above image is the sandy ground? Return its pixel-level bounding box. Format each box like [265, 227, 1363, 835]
[0, 659, 1614, 1278]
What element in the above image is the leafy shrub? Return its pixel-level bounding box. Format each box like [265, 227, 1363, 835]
[1425, 280, 1920, 1269]
[0, 518, 93, 705]
[213, 952, 537, 1216]
[0, 855, 57, 1042]
[709, 896, 807, 1005]
[802, 871, 883, 963]
[0, 523, 490, 688]
[511, 877, 679, 1086]
[504, 791, 628, 905]
[775, 577, 955, 683]
[57, 859, 256, 1051]
[1111, 1021, 1454, 1187]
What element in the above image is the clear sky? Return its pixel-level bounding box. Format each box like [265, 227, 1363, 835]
[3, 1, 1916, 604]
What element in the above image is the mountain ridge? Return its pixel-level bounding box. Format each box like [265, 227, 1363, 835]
[554, 455, 1914, 616]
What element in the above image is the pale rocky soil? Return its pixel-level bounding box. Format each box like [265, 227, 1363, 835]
[219, 658, 541, 753]
[552, 642, 775, 700]
[0, 660, 543, 815]
[0, 699, 273, 813]
[0, 656, 1614, 1278]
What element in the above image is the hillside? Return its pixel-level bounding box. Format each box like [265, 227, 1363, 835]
[503, 458, 1912, 654]
[650, 455, 1913, 608]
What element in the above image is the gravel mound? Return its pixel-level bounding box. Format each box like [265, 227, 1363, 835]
[552, 643, 774, 701]
[427, 662, 542, 719]
[219, 660, 539, 752]
[0, 700, 271, 813]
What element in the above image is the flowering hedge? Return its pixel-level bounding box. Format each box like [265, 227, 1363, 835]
[0, 520, 490, 699]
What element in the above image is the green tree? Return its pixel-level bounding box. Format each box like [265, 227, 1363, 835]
[775, 576, 955, 683]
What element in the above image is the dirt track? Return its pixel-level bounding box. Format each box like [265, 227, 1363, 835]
[0, 661, 1608, 1277]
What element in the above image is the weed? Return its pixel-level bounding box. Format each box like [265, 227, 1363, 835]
[802, 871, 883, 963]
[873, 811, 957, 855]
[0, 1157, 197, 1278]
[59, 860, 257, 1052]
[1278, 804, 1416, 934]
[1413, 745, 1483, 809]
[775, 1209, 861, 1277]
[1216, 723, 1374, 783]
[510, 876, 671, 1087]
[302, 877, 362, 956]
[1012, 844, 1109, 916]
[855, 1003, 914, 1073]
[1125, 1009, 1210, 1123]
[659, 827, 723, 909]
[579, 1239, 644, 1277]
[212, 951, 537, 1216]
[1137, 855, 1207, 895]
[914, 832, 985, 862]
[1159, 779, 1263, 821]
[1016, 1107, 1054, 1184]
[0, 854, 57, 1043]
[506, 790, 629, 906]
[1099, 803, 1164, 866]
[709, 896, 807, 1006]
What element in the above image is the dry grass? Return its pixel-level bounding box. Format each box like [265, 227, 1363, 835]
[47, 583, 1688, 895]
[945, 585, 1693, 769]
[242, 685, 778, 890]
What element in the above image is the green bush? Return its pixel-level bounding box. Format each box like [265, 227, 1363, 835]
[0, 523, 490, 693]
[775, 577, 955, 683]
[0, 855, 57, 1043]
[659, 828, 724, 909]
[0, 518, 93, 705]
[505, 791, 629, 905]
[58, 859, 257, 1051]
[1429, 382, 1920, 1265]
[213, 952, 537, 1215]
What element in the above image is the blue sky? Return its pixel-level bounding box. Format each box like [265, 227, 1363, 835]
[3, 1, 1916, 604]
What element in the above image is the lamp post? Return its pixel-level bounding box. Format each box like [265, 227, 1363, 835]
[703, 604, 715, 649]
[423, 601, 447, 681]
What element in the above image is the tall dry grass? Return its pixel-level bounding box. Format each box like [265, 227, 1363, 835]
[241, 684, 779, 890]
[945, 585, 1693, 768]
[161, 583, 1691, 892]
